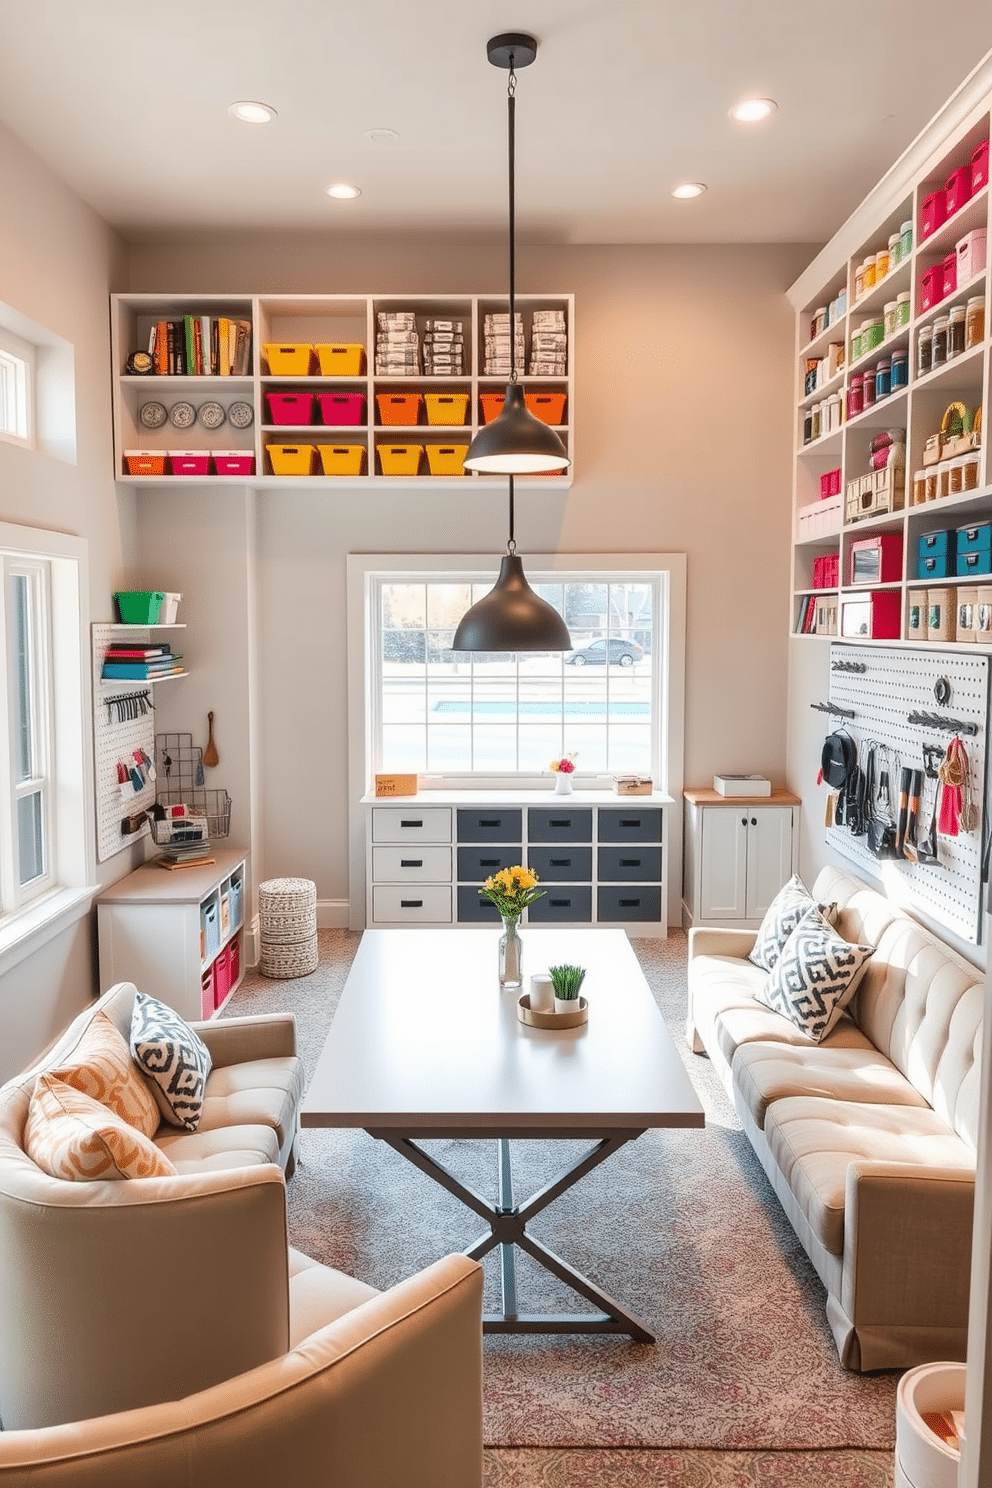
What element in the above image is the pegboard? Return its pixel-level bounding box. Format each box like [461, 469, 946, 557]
[822, 643, 989, 943]
[91, 624, 158, 861]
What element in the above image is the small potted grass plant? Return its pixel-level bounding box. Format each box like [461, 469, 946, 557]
[549, 963, 586, 1014]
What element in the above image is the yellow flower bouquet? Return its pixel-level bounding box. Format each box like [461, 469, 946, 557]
[478, 865, 546, 917]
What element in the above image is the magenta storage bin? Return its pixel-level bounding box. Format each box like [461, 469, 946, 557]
[200, 964, 214, 1020]
[957, 228, 987, 282]
[213, 945, 232, 1006]
[316, 392, 366, 426]
[942, 251, 957, 298]
[169, 452, 211, 476]
[920, 265, 944, 311]
[265, 391, 314, 426]
[921, 189, 947, 239]
[973, 139, 990, 192]
[945, 166, 972, 216]
[213, 452, 256, 476]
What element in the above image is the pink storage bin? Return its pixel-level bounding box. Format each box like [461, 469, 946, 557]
[921, 189, 947, 239]
[920, 266, 944, 311]
[945, 167, 972, 216]
[228, 934, 240, 989]
[942, 251, 957, 298]
[213, 451, 256, 475]
[200, 965, 214, 1020]
[213, 945, 231, 1007]
[316, 391, 366, 426]
[956, 228, 987, 283]
[265, 391, 314, 426]
[973, 140, 990, 192]
[170, 452, 211, 476]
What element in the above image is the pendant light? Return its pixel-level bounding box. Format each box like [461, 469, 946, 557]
[463, 33, 570, 476]
[452, 476, 572, 651]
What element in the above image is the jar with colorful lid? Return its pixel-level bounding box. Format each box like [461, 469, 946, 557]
[875, 358, 891, 398]
[863, 367, 876, 407]
[847, 374, 864, 419]
[917, 325, 933, 376]
[876, 247, 889, 281]
[931, 316, 949, 368]
[864, 318, 885, 353]
[948, 304, 966, 359]
[895, 291, 911, 327]
[889, 231, 901, 264]
[890, 348, 909, 389]
[966, 296, 985, 349]
[900, 221, 913, 258]
[862, 257, 877, 293]
[884, 301, 898, 338]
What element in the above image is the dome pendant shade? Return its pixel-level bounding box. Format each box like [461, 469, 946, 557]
[451, 553, 572, 651]
[463, 385, 570, 474]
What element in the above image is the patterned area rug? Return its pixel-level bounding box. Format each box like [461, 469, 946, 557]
[229, 929, 900, 1453]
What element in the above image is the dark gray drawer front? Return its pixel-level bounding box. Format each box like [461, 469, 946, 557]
[598, 808, 663, 844]
[598, 846, 662, 882]
[456, 887, 503, 923]
[527, 808, 593, 843]
[527, 887, 592, 922]
[597, 885, 662, 922]
[528, 846, 593, 882]
[456, 809, 523, 843]
[457, 845, 522, 881]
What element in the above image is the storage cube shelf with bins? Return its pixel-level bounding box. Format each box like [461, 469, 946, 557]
[790, 96, 992, 646]
[111, 293, 573, 488]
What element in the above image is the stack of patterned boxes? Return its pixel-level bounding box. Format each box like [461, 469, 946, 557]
[375, 311, 420, 376]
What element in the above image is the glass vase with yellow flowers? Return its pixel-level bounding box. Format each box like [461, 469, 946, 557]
[478, 866, 546, 989]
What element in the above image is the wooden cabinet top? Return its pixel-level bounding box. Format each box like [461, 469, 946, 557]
[684, 788, 801, 807]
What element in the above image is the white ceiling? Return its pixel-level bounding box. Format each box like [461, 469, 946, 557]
[2, 1, 991, 246]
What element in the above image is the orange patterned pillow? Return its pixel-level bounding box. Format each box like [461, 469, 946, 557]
[25, 1074, 177, 1181]
[48, 1011, 160, 1139]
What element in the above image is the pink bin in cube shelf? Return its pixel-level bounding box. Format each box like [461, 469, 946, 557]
[200, 964, 214, 1020]
[265, 391, 314, 426]
[316, 391, 366, 425]
[944, 166, 972, 216]
[213, 945, 232, 1007]
[169, 452, 211, 476]
[973, 139, 990, 192]
[942, 251, 957, 298]
[921, 189, 947, 239]
[920, 266, 944, 311]
[213, 451, 256, 476]
[956, 229, 987, 284]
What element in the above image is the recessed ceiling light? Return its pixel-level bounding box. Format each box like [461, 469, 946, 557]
[365, 128, 399, 144]
[228, 100, 277, 124]
[325, 182, 362, 200]
[671, 182, 707, 200]
[730, 97, 777, 123]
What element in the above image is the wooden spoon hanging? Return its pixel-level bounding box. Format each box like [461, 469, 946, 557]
[203, 711, 219, 768]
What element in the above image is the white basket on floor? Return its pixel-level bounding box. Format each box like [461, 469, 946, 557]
[259, 877, 318, 979]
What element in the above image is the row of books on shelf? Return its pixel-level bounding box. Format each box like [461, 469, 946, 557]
[101, 642, 184, 680]
[795, 593, 827, 634]
[144, 317, 252, 376]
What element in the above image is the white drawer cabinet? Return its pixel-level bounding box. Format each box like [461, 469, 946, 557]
[682, 789, 800, 929]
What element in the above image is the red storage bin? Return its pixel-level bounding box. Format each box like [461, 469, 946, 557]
[169, 452, 211, 476]
[945, 166, 972, 216]
[200, 964, 214, 1020]
[213, 452, 256, 475]
[479, 392, 507, 424]
[942, 251, 957, 298]
[524, 391, 567, 425]
[265, 391, 314, 425]
[316, 391, 366, 425]
[973, 139, 990, 192]
[921, 190, 947, 239]
[228, 934, 241, 990]
[213, 945, 232, 1007]
[920, 266, 944, 311]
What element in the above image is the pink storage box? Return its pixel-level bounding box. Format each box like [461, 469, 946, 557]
[213, 451, 256, 475]
[213, 945, 232, 1006]
[920, 265, 944, 311]
[942, 251, 957, 298]
[973, 139, 990, 192]
[228, 934, 240, 989]
[921, 189, 947, 239]
[200, 964, 214, 1020]
[169, 451, 211, 475]
[819, 468, 841, 499]
[945, 166, 972, 216]
[265, 391, 314, 425]
[956, 228, 987, 283]
[316, 392, 366, 425]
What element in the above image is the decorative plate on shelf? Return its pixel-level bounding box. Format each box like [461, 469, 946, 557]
[228, 400, 254, 429]
[198, 401, 226, 429]
[139, 401, 168, 429]
[169, 401, 196, 429]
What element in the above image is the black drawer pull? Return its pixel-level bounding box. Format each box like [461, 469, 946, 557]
[620, 818, 640, 828]
[550, 858, 571, 867]
[620, 858, 640, 867]
[480, 857, 500, 867]
[400, 899, 423, 908]
[619, 897, 640, 907]
[479, 818, 501, 827]
[400, 819, 423, 828]
[550, 897, 571, 907]
[400, 859, 423, 867]
[550, 818, 571, 827]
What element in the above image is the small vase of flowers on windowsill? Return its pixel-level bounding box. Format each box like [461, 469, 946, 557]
[549, 753, 577, 794]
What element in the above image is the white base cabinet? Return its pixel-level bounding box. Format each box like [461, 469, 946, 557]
[682, 789, 800, 928]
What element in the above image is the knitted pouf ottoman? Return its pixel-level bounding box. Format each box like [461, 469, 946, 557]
[258, 877, 318, 978]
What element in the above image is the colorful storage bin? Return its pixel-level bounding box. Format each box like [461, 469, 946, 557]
[524, 391, 567, 424]
[200, 963, 214, 1020]
[942, 252, 957, 298]
[425, 444, 469, 475]
[945, 166, 972, 216]
[170, 451, 211, 476]
[114, 591, 164, 623]
[424, 393, 469, 426]
[315, 343, 366, 377]
[263, 343, 314, 376]
[213, 451, 256, 475]
[973, 140, 990, 192]
[265, 391, 314, 425]
[317, 444, 366, 476]
[124, 451, 166, 476]
[266, 443, 316, 475]
[956, 229, 987, 283]
[480, 392, 507, 424]
[316, 391, 366, 425]
[376, 393, 422, 425]
[920, 266, 944, 311]
[921, 190, 947, 239]
[378, 444, 423, 476]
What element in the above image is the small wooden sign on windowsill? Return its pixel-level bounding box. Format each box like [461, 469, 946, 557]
[374, 773, 419, 797]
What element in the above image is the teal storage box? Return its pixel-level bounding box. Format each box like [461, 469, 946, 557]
[956, 522, 992, 554]
[917, 530, 955, 579]
[957, 549, 992, 576]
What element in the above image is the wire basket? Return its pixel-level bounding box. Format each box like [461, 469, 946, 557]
[155, 731, 232, 838]
[154, 789, 232, 839]
[151, 812, 210, 848]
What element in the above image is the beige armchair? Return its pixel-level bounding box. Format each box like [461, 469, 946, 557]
[0, 1253, 484, 1488]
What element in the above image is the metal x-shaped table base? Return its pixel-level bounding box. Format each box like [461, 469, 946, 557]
[376, 1130, 653, 1341]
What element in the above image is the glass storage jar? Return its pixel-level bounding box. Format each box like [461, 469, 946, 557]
[962, 454, 980, 490]
[925, 468, 939, 501]
[875, 358, 891, 398]
[917, 325, 933, 376]
[900, 220, 913, 258]
[896, 291, 911, 328]
[863, 367, 876, 406]
[949, 305, 966, 359]
[913, 469, 928, 504]
[931, 316, 949, 368]
[936, 460, 952, 499]
[948, 457, 964, 495]
[966, 296, 985, 349]
[847, 374, 864, 419]
[884, 301, 898, 338]
[890, 347, 909, 389]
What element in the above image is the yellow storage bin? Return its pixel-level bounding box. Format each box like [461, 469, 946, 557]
[267, 443, 316, 476]
[263, 343, 314, 376]
[378, 444, 424, 476]
[317, 444, 367, 476]
[424, 393, 469, 426]
[425, 444, 469, 476]
[315, 343, 367, 377]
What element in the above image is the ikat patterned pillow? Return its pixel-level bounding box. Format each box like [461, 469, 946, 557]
[130, 992, 212, 1131]
[748, 874, 837, 973]
[755, 905, 875, 1043]
[25, 1074, 177, 1181]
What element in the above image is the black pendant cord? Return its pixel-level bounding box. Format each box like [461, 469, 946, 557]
[507, 61, 517, 385]
[507, 475, 516, 553]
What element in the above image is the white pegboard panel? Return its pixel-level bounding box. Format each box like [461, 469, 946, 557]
[823, 643, 990, 943]
[91, 624, 157, 862]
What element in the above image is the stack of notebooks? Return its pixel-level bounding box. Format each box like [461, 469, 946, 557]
[422, 319, 464, 375]
[375, 311, 421, 375]
[102, 642, 184, 681]
[529, 308, 568, 375]
[483, 312, 525, 376]
[151, 805, 213, 868]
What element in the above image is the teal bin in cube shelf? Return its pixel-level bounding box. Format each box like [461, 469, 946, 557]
[114, 591, 164, 623]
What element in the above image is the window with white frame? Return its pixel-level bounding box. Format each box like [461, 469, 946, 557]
[0, 327, 34, 448]
[0, 556, 53, 907]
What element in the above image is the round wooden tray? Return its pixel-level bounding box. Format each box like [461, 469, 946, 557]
[517, 993, 588, 1029]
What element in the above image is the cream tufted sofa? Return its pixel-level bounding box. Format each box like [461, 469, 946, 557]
[686, 865, 982, 1372]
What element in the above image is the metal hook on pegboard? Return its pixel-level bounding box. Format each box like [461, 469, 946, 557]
[906, 710, 979, 737]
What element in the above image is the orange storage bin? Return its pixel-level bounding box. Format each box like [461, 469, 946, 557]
[263, 343, 315, 375]
[425, 444, 469, 476]
[378, 444, 423, 476]
[124, 450, 166, 476]
[376, 392, 422, 425]
[524, 391, 567, 425]
[424, 393, 469, 426]
[479, 392, 507, 424]
[266, 443, 316, 475]
[315, 343, 366, 377]
[317, 444, 367, 476]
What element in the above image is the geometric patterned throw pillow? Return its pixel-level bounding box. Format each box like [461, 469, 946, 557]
[748, 874, 837, 973]
[25, 1074, 178, 1181]
[754, 905, 875, 1043]
[129, 992, 212, 1131]
[48, 1010, 161, 1139]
